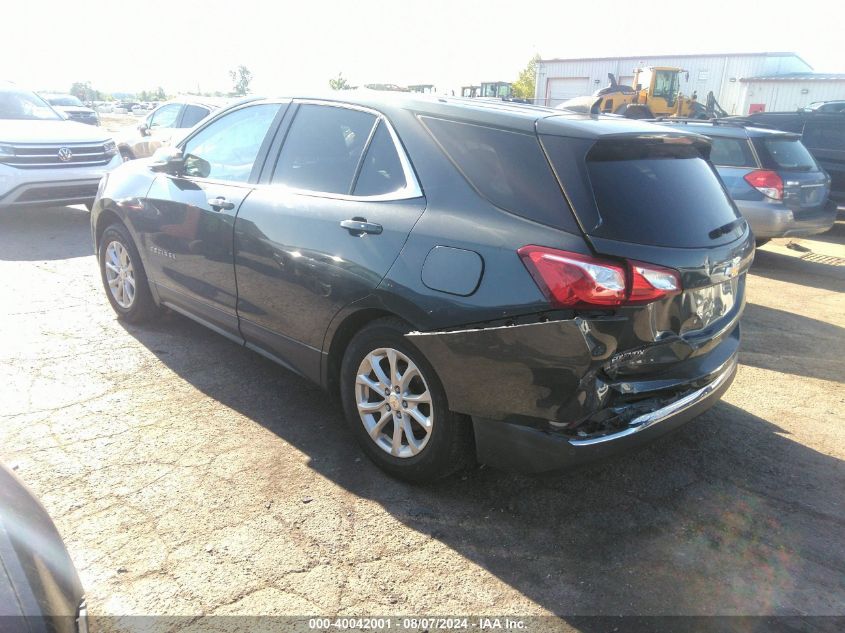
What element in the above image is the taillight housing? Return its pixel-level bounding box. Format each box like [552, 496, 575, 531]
[518, 246, 681, 309]
[744, 169, 783, 200]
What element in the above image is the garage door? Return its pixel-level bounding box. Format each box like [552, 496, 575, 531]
[546, 77, 591, 106]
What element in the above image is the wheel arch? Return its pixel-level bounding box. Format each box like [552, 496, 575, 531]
[116, 141, 133, 158]
[323, 307, 399, 395]
[94, 207, 124, 252]
[94, 205, 160, 305]
[320, 297, 432, 393]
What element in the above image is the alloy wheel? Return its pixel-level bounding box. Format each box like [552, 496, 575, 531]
[355, 347, 434, 458]
[104, 240, 136, 309]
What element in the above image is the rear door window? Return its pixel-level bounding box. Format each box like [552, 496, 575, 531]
[272, 104, 377, 194]
[753, 138, 819, 171]
[545, 137, 741, 248]
[420, 117, 577, 231]
[181, 104, 211, 128]
[708, 137, 756, 167]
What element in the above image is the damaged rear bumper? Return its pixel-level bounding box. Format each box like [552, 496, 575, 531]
[406, 308, 742, 474]
[471, 354, 736, 473]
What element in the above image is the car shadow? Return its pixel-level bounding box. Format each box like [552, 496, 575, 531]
[121, 314, 845, 620]
[800, 214, 845, 247]
[0, 205, 93, 261]
[740, 303, 845, 383]
[749, 249, 845, 294]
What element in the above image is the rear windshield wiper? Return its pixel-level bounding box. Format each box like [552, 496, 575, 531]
[709, 218, 744, 240]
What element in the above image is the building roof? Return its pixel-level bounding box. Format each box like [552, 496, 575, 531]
[539, 51, 810, 66]
[740, 73, 845, 83]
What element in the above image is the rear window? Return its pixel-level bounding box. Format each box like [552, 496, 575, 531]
[420, 117, 577, 231]
[753, 138, 818, 171]
[561, 139, 742, 248]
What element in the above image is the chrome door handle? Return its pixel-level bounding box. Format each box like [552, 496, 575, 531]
[207, 196, 235, 211]
[340, 218, 383, 235]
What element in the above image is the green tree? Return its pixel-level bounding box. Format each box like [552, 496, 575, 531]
[329, 72, 350, 91]
[512, 54, 541, 101]
[229, 65, 253, 96]
[155, 86, 167, 100]
[70, 81, 102, 103]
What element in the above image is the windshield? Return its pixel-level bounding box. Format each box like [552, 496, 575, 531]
[0, 89, 61, 120]
[46, 95, 84, 107]
[755, 138, 818, 172]
[652, 70, 680, 103]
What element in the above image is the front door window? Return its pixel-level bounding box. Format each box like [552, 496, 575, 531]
[182, 104, 281, 182]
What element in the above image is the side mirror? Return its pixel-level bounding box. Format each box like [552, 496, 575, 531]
[149, 147, 185, 175]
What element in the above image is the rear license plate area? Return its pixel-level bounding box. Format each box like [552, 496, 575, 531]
[681, 276, 738, 334]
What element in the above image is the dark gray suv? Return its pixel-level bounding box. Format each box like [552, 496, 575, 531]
[91, 95, 753, 482]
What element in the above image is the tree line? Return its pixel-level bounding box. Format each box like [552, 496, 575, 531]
[327, 54, 540, 99]
[67, 65, 255, 103]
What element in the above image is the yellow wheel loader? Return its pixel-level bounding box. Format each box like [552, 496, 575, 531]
[561, 67, 728, 119]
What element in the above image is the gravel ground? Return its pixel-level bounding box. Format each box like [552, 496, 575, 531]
[0, 205, 843, 631]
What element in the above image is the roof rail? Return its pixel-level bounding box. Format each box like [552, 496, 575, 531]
[648, 116, 750, 128]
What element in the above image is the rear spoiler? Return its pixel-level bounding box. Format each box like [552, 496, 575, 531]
[557, 95, 602, 115]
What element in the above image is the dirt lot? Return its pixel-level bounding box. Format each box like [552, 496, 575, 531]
[99, 113, 143, 133]
[1, 205, 843, 631]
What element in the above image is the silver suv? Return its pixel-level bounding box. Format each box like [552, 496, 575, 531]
[0, 83, 120, 209]
[41, 93, 100, 126]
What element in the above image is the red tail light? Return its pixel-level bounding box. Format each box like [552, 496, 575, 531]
[518, 246, 681, 309]
[744, 169, 783, 200]
[628, 260, 683, 304]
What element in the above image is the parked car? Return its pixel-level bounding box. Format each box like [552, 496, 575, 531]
[113, 102, 138, 115]
[117, 98, 221, 161]
[0, 83, 121, 210]
[656, 120, 836, 244]
[40, 93, 99, 126]
[803, 100, 845, 113]
[0, 462, 87, 633]
[728, 106, 845, 201]
[91, 95, 753, 482]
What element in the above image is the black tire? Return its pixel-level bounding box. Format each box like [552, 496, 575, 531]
[614, 103, 654, 119]
[340, 317, 473, 483]
[98, 222, 159, 323]
[119, 148, 134, 162]
[755, 238, 771, 247]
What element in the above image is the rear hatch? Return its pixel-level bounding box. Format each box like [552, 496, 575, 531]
[751, 134, 831, 211]
[537, 116, 754, 377]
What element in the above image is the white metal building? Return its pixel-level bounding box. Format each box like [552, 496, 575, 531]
[534, 52, 845, 114]
[740, 73, 845, 112]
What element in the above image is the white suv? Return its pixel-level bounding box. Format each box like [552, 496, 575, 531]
[0, 83, 121, 210]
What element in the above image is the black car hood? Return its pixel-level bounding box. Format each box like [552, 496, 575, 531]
[0, 463, 83, 630]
